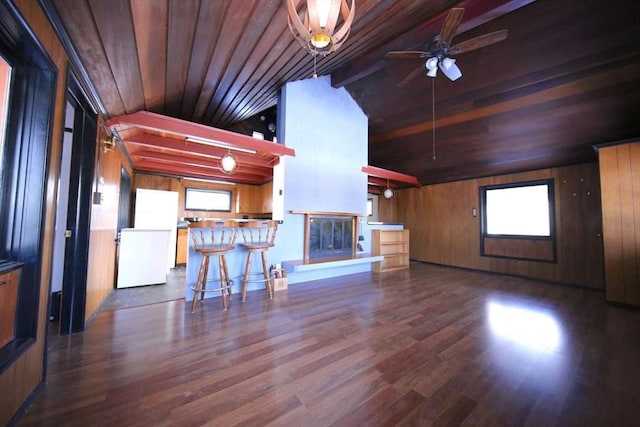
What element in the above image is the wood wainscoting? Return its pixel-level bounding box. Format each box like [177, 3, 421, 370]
[380, 162, 604, 288]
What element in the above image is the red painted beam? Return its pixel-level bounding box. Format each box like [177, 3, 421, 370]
[362, 165, 421, 187]
[135, 161, 271, 185]
[106, 110, 296, 157]
[129, 149, 272, 176]
[124, 132, 278, 168]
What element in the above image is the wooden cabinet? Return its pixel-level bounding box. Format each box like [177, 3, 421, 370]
[372, 229, 410, 272]
[261, 182, 273, 213]
[0, 264, 21, 348]
[598, 141, 640, 306]
[237, 183, 273, 214]
[176, 228, 188, 264]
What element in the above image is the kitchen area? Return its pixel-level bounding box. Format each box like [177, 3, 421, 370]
[112, 173, 277, 306]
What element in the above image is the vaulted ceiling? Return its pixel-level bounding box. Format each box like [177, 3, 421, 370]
[45, 0, 640, 186]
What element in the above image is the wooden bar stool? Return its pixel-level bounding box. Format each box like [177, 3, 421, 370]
[188, 220, 237, 312]
[239, 220, 277, 302]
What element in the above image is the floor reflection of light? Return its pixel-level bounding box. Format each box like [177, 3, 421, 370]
[487, 300, 561, 351]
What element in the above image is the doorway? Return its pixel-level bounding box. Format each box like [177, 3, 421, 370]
[57, 74, 97, 335]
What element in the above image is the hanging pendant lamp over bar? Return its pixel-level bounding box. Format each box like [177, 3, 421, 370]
[286, 0, 356, 56]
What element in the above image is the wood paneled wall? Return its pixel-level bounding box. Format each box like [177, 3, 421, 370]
[598, 141, 640, 305]
[380, 163, 604, 288]
[133, 173, 272, 220]
[0, 1, 67, 424]
[134, 173, 237, 220]
[85, 141, 132, 319]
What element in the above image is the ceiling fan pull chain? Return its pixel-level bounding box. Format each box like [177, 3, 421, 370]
[432, 78, 436, 160]
[313, 53, 318, 79]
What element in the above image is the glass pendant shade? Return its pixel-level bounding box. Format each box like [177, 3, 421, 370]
[220, 152, 237, 174]
[383, 188, 394, 199]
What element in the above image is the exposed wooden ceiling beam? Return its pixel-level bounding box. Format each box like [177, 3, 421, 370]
[105, 110, 296, 157]
[362, 165, 421, 187]
[124, 132, 278, 168]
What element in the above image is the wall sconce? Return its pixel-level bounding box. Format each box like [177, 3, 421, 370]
[102, 135, 115, 152]
[220, 150, 238, 174]
[286, 0, 355, 57]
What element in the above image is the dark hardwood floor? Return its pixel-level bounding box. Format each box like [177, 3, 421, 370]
[18, 263, 640, 426]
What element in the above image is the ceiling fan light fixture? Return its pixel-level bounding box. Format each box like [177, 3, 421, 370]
[439, 57, 462, 81]
[425, 57, 439, 78]
[220, 151, 238, 174]
[287, 0, 355, 56]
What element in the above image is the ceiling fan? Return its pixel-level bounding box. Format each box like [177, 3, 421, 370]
[385, 8, 508, 86]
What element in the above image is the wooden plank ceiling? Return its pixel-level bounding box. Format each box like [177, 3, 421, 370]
[48, 0, 640, 186]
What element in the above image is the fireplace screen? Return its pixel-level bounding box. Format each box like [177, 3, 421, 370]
[308, 216, 355, 261]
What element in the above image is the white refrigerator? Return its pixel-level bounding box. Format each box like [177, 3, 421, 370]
[133, 188, 179, 272]
[117, 228, 172, 288]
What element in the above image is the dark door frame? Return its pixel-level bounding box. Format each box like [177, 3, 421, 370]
[58, 74, 97, 335]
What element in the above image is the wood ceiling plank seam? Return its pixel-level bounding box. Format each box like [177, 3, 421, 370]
[370, 59, 640, 144]
[52, 0, 126, 116]
[203, 0, 282, 125]
[88, 0, 145, 114]
[130, 0, 168, 114]
[191, 0, 257, 122]
[164, 0, 200, 118]
[225, 35, 314, 119]
[179, 0, 229, 120]
[209, 0, 291, 125]
[222, 47, 312, 126]
[228, 98, 280, 130]
[218, 41, 306, 126]
[233, 95, 281, 128]
[214, 29, 299, 125]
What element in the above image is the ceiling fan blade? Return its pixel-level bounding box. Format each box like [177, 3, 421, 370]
[450, 29, 509, 55]
[437, 8, 464, 48]
[398, 65, 425, 88]
[385, 51, 431, 59]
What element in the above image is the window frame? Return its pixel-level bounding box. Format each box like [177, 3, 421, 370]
[479, 179, 557, 262]
[184, 187, 232, 212]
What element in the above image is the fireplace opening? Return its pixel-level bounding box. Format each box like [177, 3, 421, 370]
[309, 216, 354, 261]
[300, 213, 359, 264]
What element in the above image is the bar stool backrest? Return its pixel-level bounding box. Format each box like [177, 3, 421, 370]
[188, 219, 237, 251]
[240, 220, 278, 249]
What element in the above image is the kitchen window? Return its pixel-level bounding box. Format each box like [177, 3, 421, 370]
[185, 188, 232, 212]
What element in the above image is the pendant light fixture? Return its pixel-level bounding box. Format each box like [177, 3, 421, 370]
[287, 0, 355, 76]
[383, 178, 394, 199]
[220, 149, 238, 174]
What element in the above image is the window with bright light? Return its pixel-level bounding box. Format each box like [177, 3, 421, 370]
[481, 180, 554, 238]
[0, 55, 11, 196]
[185, 188, 232, 212]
